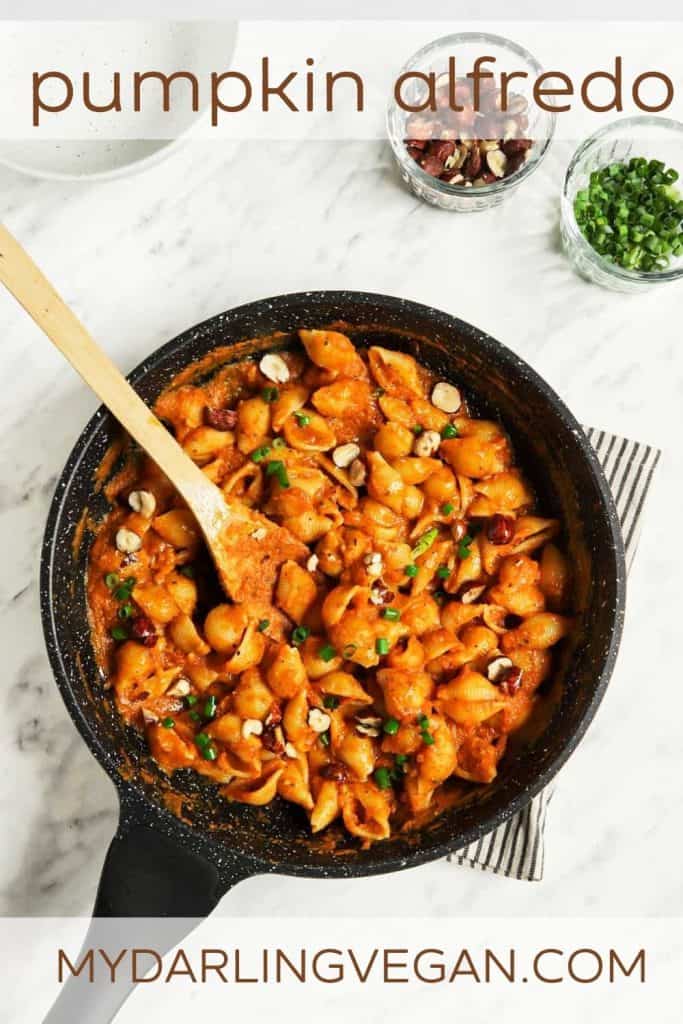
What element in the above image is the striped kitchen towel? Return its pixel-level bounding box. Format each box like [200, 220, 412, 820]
[452, 427, 661, 881]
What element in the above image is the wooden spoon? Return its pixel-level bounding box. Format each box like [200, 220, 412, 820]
[0, 223, 306, 614]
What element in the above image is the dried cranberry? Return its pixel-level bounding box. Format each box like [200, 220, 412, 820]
[130, 615, 157, 647]
[486, 514, 515, 545]
[499, 666, 524, 697]
[205, 407, 237, 430]
[319, 761, 348, 782]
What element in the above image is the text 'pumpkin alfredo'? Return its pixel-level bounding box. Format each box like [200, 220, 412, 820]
[88, 330, 573, 845]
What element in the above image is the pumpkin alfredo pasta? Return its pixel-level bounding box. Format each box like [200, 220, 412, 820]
[88, 330, 573, 844]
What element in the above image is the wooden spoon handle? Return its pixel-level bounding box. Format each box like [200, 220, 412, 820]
[0, 223, 224, 523]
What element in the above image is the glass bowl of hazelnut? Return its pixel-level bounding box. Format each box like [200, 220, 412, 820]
[387, 32, 556, 212]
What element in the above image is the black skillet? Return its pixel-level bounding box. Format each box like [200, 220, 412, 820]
[40, 291, 625, 1018]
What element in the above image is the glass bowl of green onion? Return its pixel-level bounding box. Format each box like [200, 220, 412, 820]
[561, 116, 683, 292]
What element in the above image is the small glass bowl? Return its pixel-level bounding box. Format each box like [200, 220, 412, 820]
[386, 32, 556, 213]
[561, 116, 683, 293]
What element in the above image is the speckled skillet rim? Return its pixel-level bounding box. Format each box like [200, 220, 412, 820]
[40, 291, 626, 885]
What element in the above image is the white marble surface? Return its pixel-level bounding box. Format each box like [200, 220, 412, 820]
[0, 137, 679, 921]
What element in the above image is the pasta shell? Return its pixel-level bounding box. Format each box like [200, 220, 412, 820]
[283, 410, 336, 452]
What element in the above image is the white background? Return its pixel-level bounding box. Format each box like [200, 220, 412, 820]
[0, 6, 681, 1021]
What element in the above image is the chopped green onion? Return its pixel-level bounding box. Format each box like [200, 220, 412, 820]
[441, 502, 454, 516]
[251, 445, 271, 463]
[319, 643, 337, 662]
[395, 754, 408, 766]
[323, 695, 340, 709]
[373, 767, 393, 790]
[294, 411, 311, 426]
[404, 563, 418, 578]
[189, 710, 201, 723]
[114, 583, 134, 601]
[436, 566, 451, 580]
[376, 637, 390, 656]
[111, 626, 128, 641]
[104, 572, 119, 589]
[458, 535, 474, 559]
[272, 437, 286, 449]
[257, 619, 270, 632]
[118, 603, 135, 619]
[381, 607, 400, 621]
[261, 386, 279, 403]
[185, 695, 198, 707]
[574, 157, 683, 271]
[161, 717, 175, 729]
[412, 424, 423, 436]
[411, 527, 439, 560]
[202, 744, 218, 761]
[203, 695, 217, 719]
[417, 714, 434, 744]
[383, 717, 399, 736]
[319, 731, 330, 747]
[441, 423, 458, 439]
[342, 643, 358, 659]
[292, 625, 310, 646]
[265, 459, 290, 488]
[178, 565, 194, 578]
[196, 732, 210, 747]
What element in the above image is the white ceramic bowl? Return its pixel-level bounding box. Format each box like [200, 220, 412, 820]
[0, 21, 237, 181]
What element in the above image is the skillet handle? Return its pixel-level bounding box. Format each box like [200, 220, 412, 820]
[43, 789, 257, 1024]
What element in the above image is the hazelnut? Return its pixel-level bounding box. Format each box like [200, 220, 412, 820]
[363, 551, 383, 578]
[370, 579, 395, 607]
[487, 514, 515, 546]
[308, 708, 331, 733]
[486, 149, 508, 179]
[306, 553, 319, 573]
[205, 406, 237, 430]
[451, 520, 467, 543]
[242, 719, 264, 739]
[413, 429, 441, 457]
[486, 656, 514, 683]
[499, 666, 524, 697]
[128, 490, 156, 519]
[259, 353, 290, 384]
[348, 459, 366, 487]
[460, 583, 487, 605]
[115, 527, 142, 554]
[130, 615, 157, 647]
[333, 442, 361, 468]
[431, 382, 462, 414]
[166, 677, 191, 698]
[354, 715, 382, 738]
